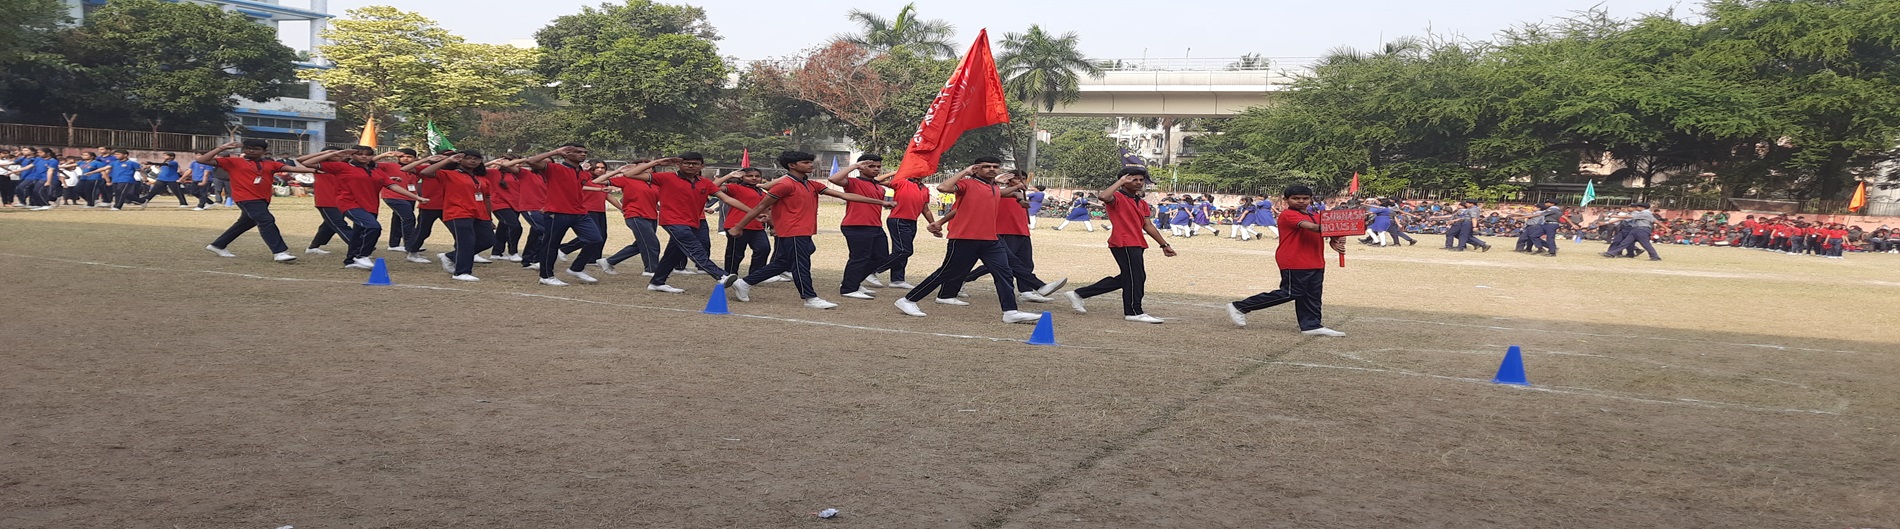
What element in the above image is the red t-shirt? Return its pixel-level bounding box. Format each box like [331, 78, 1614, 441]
[511, 169, 546, 212]
[376, 162, 416, 200]
[997, 195, 1031, 236]
[765, 176, 826, 237]
[721, 183, 766, 230]
[476, 169, 511, 211]
[319, 158, 378, 213]
[1276, 209, 1325, 270]
[310, 163, 347, 209]
[541, 162, 588, 215]
[651, 172, 717, 226]
[217, 156, 286, 203]
[887, 178, 931, 221]
[1103, 193, 1152, 247]
[840, 177, 884, 226]
[608, 176, 658, 219]
[582, 175, 608, 213]
[417, 167, 446, 211]
[946, 178, 1001, 241]
[436, 169, 491, 222]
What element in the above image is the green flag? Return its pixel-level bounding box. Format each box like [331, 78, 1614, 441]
[426, 121, 455, 153]
[1580, 180, 1596, 207]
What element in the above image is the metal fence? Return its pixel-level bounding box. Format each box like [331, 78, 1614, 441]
[0, 122, 308, 157]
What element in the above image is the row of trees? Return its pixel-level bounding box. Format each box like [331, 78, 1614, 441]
[0, 0, 301, 133]
[1184, 0, 1900, 201]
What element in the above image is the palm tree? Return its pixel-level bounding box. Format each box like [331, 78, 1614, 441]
[996, 25, 1103, 112]
[834, 3, 957, 58]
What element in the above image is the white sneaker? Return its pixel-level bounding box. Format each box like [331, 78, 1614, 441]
[472, 255, 492, 264]
[1225, 303, 1248, 327]
[539, 277, 569, 286]
[272, 252, 298, 262]
[720, 274, 740, 287]
[1125, 314, 1165, 324]
[894, 298, 927, 317]
[1002, 310, 1042, 324]
[305, 247, 331, 255]
[777, 272, 792, 281]
[1301, 327, 1347, 337]
[732, 279, 752, 302]
[204, 245, 235, 258]
[563, 269, 599, 283]
[387, 246, 405, 252]
[933, 297, 970, 306]
[641, 271, 655, 277]
[354, 257, 375, 268]
[863, 274, 885, 287]
[345, 260, 373, 270]
[506, 253, 522, 262]
[957, 290, 969, 298]
[597, 260, 618, 275]
[804, 297, 840, 310]
[842, 289, 875, 300]
[557, 251, 571, 262]
[857, 287, 877, 295]
[192, 206, 207, 211]
[30, 206, 51, 211]
[451, 274, 480, 282]
[1062, 291, 1087, 313]
[647, 283, 684, 293]
[437, 253, 455, 273]
[888, 281, 915, 289]
[762, 274, 788, 284]
[406, 253, 432, 264]
[1035, 277, 1069, 297]
[176, 204, 191, 208]
[1019, 292, 1054, 303]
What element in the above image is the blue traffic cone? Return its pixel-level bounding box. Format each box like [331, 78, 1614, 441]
[703, 282, 730, 315]
[1026, 311, 1057, 345]
[224, 196, 234, 207]
[1491, 345, 1529, 386]
[363, 257, 393, 286]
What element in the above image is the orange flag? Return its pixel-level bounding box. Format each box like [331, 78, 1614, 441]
[1349, 172, 1360, 195]
[894, 29, 1010, 180]
[740, 148, 750, 168]
[356, 117, 378, 149]
[1849, 181, 1867, 212]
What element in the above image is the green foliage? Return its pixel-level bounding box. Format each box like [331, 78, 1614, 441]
[2, 0, 299, 133]
[305, 6, 540, 146]
[997, 25, 1102, 112]
[536, 0, 728, 150]
[834, 3, 957, 59]
[1198, 0, 1900, 201]
[0, 0, 63, 68]
[1043, 129, 1122, 187]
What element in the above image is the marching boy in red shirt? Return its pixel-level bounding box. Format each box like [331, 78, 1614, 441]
[725, 151, 892, 309]
[1224, 185, 1348, 337]
[1060, 167, 1176, 323]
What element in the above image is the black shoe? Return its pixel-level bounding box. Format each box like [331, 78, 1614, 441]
[1648, 257, 1662, 261]
[1408, 240, 1417, 246]
[1599, 252, 1615, 258]
[1480, 246, 1490, 252]
[1543, 253, 1556, 257]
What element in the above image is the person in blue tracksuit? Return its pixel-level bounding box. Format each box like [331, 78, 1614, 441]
[1363, 198, 1396, 246]
[1432, 199, 1491, 252]
[104, 150, 144, 210]
[136, 153, 190, 207]
[1055, 191, 1095, 232]
[1169, 196, 1194, 237]
[1025, 185, 1047, 229]
[72, 152, 110, 208]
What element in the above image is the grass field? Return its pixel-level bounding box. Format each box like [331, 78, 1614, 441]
[2, 198, 1896, 528]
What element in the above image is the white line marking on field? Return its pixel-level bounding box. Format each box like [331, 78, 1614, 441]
[1264, 361, 1841, 415]
[6, 253, 1089, 348]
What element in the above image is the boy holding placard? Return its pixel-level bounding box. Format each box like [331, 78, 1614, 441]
[1224, 185, 1348, 337]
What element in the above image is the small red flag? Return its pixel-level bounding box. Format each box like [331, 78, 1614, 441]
[741, 148, 750, 168]
[894, 29, 1010, 180]
[1349, 172, 1360, 195]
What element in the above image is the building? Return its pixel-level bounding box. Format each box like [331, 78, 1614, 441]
[62, 0, 336, 152]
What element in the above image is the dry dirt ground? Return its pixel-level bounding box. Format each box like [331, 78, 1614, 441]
[1, 199, 1896, 528]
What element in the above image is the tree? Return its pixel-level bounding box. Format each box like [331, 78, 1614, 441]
[2, 0, 300, 133]
[996, 25, 1103, 112]
[535, 0, 728, 150]
[834, 3, 957, 59]
[752, 42, 924, 157]
[1043, 129, 1123, 187]
[303, 7, 539, 146]
[0, 0, 67, 112]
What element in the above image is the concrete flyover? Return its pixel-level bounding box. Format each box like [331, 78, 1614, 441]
[1043, 58, 1309, 118]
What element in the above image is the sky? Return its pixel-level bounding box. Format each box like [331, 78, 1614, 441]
[297, 0, 1700, 62]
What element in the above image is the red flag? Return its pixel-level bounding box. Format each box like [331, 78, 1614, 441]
[741, 148, 750, 168]
[894, 29, 1010, 180]
[1849, 181, 1867, 212]
[1349, 172, 1360, 195]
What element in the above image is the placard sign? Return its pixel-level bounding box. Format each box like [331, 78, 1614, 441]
[1318, 209, 1367, 237]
